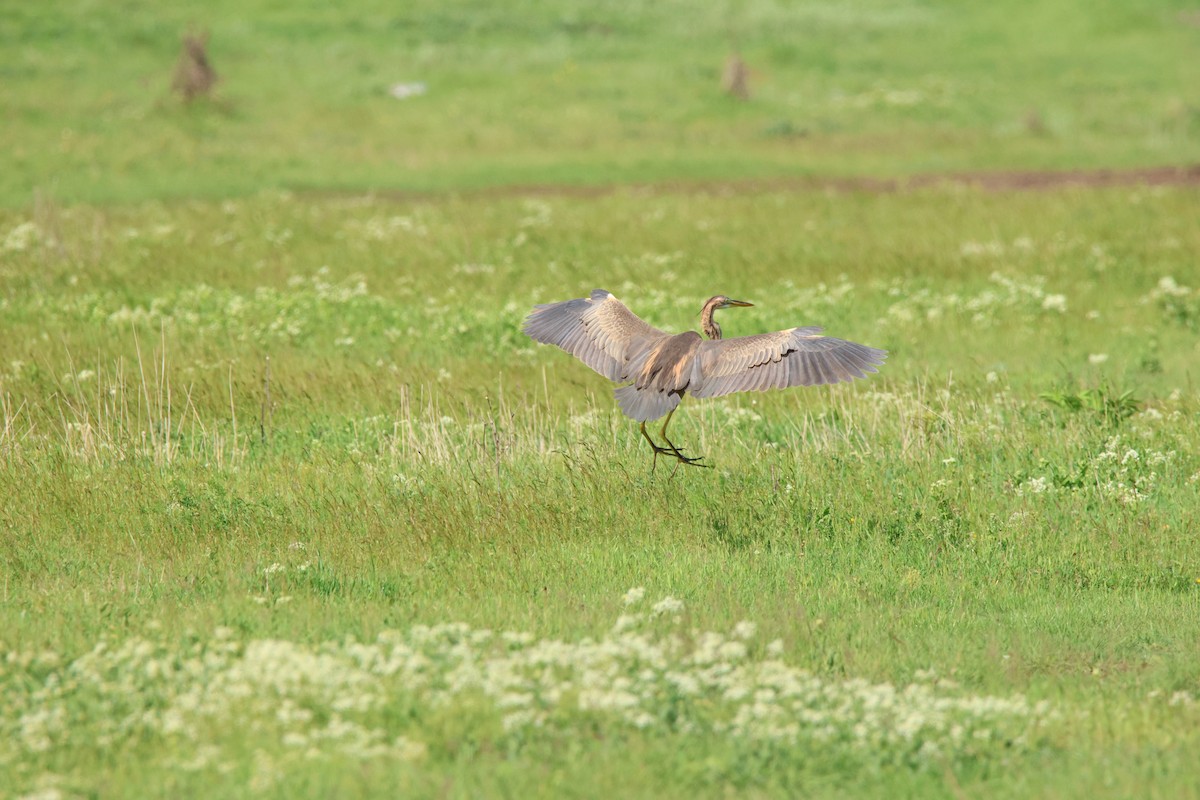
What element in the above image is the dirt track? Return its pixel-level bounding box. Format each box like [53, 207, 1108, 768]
[467, 164, 1200, 201]
[863, 164, 1200, 192]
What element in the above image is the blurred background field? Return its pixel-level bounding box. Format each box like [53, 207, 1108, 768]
[2, 2, 1200, 799]
[2, 0, 1198, 206]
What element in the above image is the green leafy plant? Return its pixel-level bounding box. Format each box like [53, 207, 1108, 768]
[1039, 386, 1140, 424]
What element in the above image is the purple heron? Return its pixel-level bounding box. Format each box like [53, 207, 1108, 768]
[523, 290, 887, 467]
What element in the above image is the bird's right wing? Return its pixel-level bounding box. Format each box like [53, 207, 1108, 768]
[522, 290, 669, 382]
[689, 327, 887, 398]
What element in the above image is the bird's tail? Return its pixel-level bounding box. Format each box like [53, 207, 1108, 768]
[613, 385, 682, 423]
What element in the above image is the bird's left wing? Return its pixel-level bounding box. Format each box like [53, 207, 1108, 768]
[522, 290, 669, 382]
[689, 327, 887, 398]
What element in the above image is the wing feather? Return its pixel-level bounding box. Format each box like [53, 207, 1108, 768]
[522, 290, 669, 382]
[690, 327, 887, 399]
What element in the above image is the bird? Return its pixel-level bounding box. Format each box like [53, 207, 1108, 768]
[522, 289, 887, 468]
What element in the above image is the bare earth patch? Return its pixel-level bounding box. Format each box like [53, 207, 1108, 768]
[361, 164, 1200, 204]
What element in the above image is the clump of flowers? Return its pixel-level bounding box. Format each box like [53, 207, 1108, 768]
[99, 267, 382, 346]
[1014, 434, 1175, 505]
[1141, 276, 1197, 328]
[2, 593, 1059, 783]
[880, 271, 1069, 328]
[3, 221, 39, 252]
[1092, 435, 1174, 505]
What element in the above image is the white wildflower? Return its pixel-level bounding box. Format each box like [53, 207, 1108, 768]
[3, 221, 39, 252]
[1021, 476, 1049, 494]
[732, 620, 757, 640]
[4, 589, 1056, 771]
[1154, 276, 1191, 297]
[16, 789, 65, 800]
[630, 711, 656, 729]
[1041, 294, 1068, 313]
[651, 596, 685, 617]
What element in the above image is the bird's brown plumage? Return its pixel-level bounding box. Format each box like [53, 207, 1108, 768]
[522, 289, 887, 465]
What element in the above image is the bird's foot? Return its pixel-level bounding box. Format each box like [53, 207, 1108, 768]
[659, 436, 710, 468]
[650, 443, 711, 469]
[669, 447, 709, 467]
[676, 453, 712, 468]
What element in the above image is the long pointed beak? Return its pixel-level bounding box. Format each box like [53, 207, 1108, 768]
[727, 299, 754, 308]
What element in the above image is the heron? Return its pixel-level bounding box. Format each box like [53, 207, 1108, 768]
[523, 289, 887, 468]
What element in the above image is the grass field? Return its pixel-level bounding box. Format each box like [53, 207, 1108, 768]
[3, 1, 1200, 798]
[3, 0, 1199, 207]
[4, 186, 1199, 798]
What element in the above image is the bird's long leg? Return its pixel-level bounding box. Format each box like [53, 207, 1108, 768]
[658, 408, 710, 468]
[639, 421, 663, 472]
[639, 418, 703, 471]
[639, 412, 710, 470]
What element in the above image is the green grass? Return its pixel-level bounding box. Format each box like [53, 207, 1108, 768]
[2, 186, 1199, 798]
[3, 0, 1199, 207]
[3, 0, 1200, 795]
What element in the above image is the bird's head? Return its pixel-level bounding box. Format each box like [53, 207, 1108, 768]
[711, 296, 754, 310]
[700, 295, 754, 340]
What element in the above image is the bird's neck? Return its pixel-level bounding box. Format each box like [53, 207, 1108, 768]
[701, 302, 723, 340]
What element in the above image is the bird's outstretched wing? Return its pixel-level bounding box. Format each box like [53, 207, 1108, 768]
[522, 290, 670, 382]
[689, 327, 887, 398]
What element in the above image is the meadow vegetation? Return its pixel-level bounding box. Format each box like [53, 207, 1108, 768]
[2, 186, 1199, 797]
[3, 0, 1199, 207]
[3, 0, 1200, 798]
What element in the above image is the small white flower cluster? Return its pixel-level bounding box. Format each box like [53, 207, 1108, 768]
[1145, 689, 1197, 708]
[517, 199, 553, 229]
[1016, 435, 1175, 505]
[99, 269, 380, 346]
[705, 403, 764, 427]
[3, 221, 39, 252]
[1015, 476, 1051, 496]
[1093, 436, 1174, 505]
[452, 262, 495, 275]
[1141, 276, 1197, 325]
[881, 271, 1068, 327]
[1041, 294, 1068, 313]
[831, 84, 946, 110]
[959, 240, 1006, 258]
[1, 593, 1056, 778]
[343, 214, 429, 242]
[622, 587, 646, 606]
[1144, 275, 1192, 301]
[650, 595, 685, 617]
